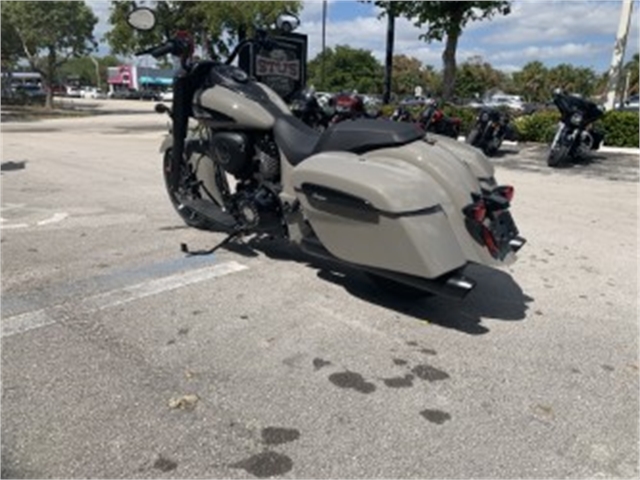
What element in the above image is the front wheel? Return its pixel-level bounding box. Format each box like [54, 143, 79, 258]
[163, 148, 218, 230]
[466, 127, 481, 146]
[547, 125, 570, 167]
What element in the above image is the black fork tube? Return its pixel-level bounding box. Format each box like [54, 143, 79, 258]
[169, 75, 190, 195]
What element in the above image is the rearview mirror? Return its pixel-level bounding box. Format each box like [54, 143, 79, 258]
[276, 13, 300, 33]
[127, 7, 156, 31]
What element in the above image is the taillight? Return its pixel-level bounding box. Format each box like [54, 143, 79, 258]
[463, 200, 486, 222]
[495, 185, 514, 202]
[481, 226, 499, 256]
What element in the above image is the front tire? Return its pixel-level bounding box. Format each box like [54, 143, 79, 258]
[163, 148, 217, 230]
[466, 127, 481, 146]
[547, 126, 570, 167]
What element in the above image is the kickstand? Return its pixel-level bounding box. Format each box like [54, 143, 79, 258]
[180, 230, 242, 257]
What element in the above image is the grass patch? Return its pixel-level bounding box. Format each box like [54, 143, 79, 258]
[1, 101, 104, 122]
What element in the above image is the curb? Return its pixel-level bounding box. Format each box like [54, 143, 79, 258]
[456, 137, 639, 155]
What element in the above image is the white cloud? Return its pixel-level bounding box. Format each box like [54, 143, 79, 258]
[87, 0, 639, 72]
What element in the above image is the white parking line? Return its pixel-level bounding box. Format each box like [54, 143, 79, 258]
[1, 260, 248, 338]
[37, 212, 69, 226]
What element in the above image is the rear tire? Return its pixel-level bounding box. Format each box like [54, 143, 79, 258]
[366, 273, 432, 299]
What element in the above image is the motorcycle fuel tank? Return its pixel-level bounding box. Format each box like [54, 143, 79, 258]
[193, 85, 276, 130]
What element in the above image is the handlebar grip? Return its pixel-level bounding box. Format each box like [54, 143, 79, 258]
[150, 41, 176, 58]
[134, 41, 176, 58]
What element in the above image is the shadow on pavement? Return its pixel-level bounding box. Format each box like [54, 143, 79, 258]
[227, 236, 531, 335]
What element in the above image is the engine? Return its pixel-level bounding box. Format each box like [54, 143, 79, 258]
[208, 131, 283, 235]
[209, 131, 280, 182]
[234, 184, 283, 234]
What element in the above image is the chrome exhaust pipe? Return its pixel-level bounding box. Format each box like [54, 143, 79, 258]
[509, 236, 526, 253]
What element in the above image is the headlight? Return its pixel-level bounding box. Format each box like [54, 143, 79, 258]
[570, 112, 583, 126]
[480, 112, 489, 122]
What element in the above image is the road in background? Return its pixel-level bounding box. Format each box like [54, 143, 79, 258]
[1, 111, 638, 478]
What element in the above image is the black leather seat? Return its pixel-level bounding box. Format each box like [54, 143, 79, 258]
[273, 116, 321, 166]
[314, 119, 425, 156]
[274, 116, 425, 166]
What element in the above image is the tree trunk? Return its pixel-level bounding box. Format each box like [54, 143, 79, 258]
[441, 30, 459, 101]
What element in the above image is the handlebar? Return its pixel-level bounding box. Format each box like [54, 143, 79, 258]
[135, 39, 188, 58]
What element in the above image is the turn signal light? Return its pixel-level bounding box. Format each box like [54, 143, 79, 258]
[495, 185, 514, 202]
[463, 201, 486, 223]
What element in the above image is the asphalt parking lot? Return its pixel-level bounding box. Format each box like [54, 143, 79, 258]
[1, 104, 638, 478]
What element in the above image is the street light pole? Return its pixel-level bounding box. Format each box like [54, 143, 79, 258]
[604, 0, 633, 110]
[90, 56, 100, 90]
[383, 4, 395, 105]
[321, 0, 327, 90]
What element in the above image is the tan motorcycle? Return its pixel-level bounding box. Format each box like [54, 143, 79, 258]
[128, 8, 525, 300]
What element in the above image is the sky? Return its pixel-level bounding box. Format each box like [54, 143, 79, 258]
[88, 0, 640, 74]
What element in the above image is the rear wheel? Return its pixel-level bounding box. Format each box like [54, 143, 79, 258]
[366, 273, 432, 299]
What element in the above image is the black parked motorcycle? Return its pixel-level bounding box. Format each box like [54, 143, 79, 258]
[290, 89, 332, 131]
[390, 106, 414, 123]
[547, 89, 605, 167]
[466, 107, 510, 156]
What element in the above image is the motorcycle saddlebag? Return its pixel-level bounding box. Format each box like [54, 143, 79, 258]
[291, 152, 467, 279]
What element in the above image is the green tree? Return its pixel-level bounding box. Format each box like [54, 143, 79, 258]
[391, 1, 511, 101]
[2, 1, 98, 109]
[547, 63, 597, 97]
[307, 45, 383, 93]
[455, 55, 508, 99]
[512, 61, 548, 102]
[106, 1, 301, 59]
[57, 55, 121, 89]
[391, 54, 433, 96]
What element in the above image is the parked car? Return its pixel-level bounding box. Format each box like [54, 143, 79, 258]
[13, 84, 46, 101]
[66, 86, 81, 98]
[618, 94, 639, 112]
[399, 95, 431, 107]
[484, 94, 525, 111]
[80, 87, 106, 99]
[160, 89, 173, 102]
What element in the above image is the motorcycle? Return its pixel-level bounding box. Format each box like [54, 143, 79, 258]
[127, 7, 526, 300]
[547, 89, 605, 167]
[329, 92, 370, 123]
[289, 88, 332, 132]
[466, 107, 510, 156]
[390, 105, 415, 123]
[418, 101, 461, 139]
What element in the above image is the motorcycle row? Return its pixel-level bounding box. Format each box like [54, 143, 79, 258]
[291, 88, 605, 165]
[122, 7, 601, 301]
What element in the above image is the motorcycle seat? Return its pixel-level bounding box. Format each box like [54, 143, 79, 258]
[273, 115, 321, 166]
[274, 116, 426, 166]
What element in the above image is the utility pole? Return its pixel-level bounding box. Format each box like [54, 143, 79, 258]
[91, 56, 100, 90]
[383, 3, 395, 104]
[321, 0, 327, 90]
[604, 0, 633, 110]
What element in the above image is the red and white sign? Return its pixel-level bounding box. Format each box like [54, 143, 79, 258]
[256, 55, 300, 80]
